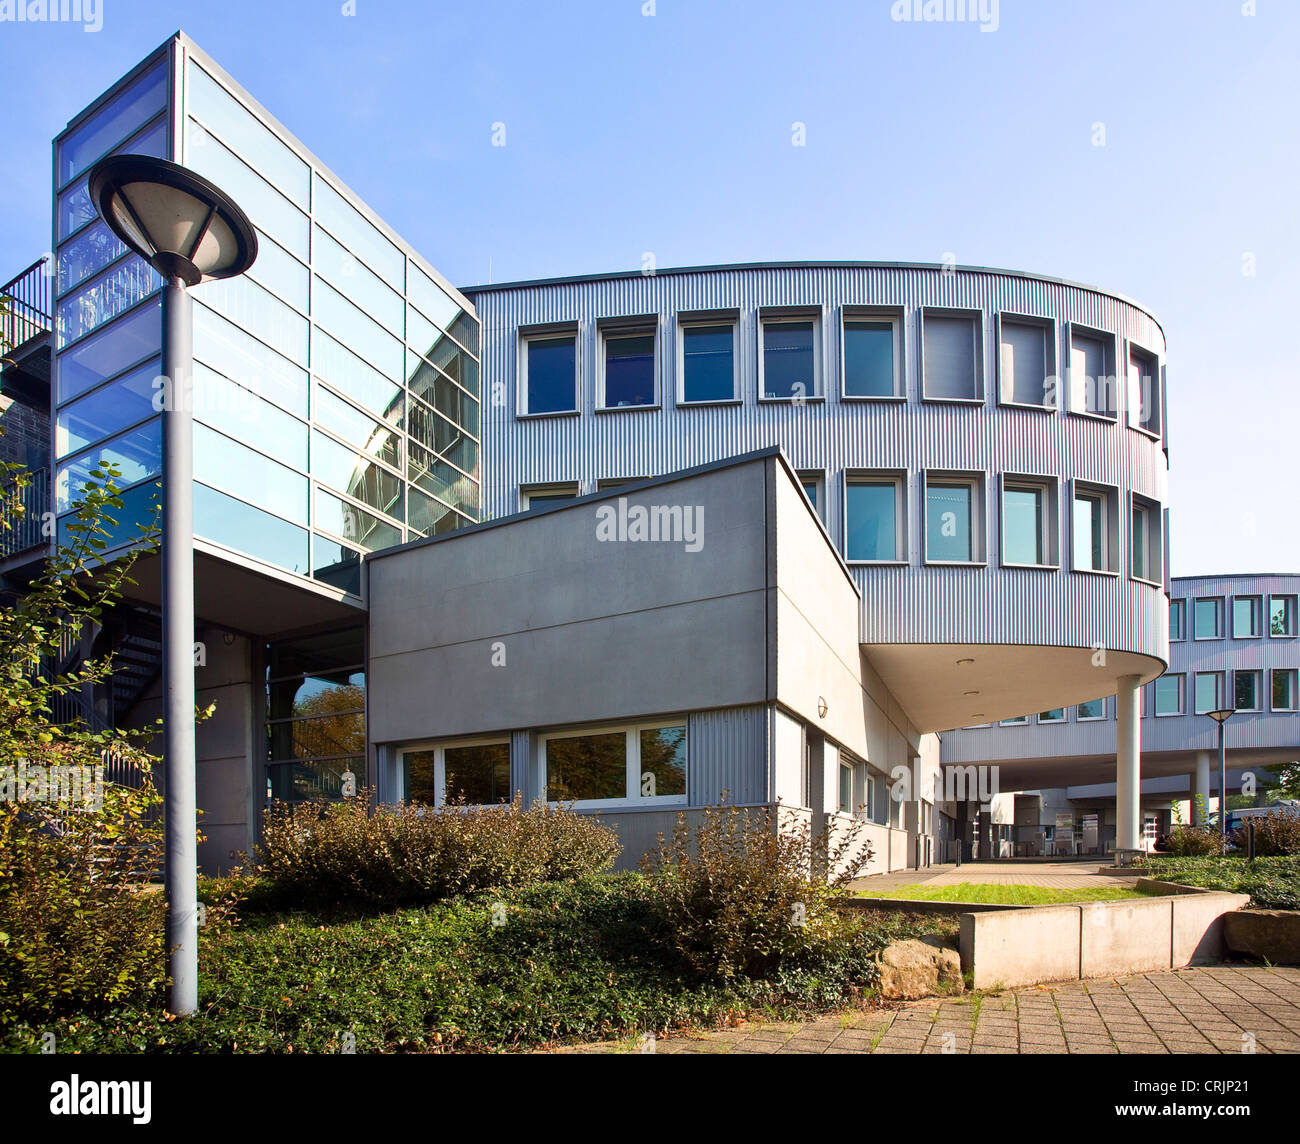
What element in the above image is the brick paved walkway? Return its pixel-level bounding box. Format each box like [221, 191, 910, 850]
[552, 967, 1300, 1054]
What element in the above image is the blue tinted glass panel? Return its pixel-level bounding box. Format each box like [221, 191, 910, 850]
[57, 219, 127, 295]
[192, 275, 307, 366]
[407, 263, 463, 332]
[1077, 698, 1105, 719]
[56, 298, 160, 403]
[57, 115, 167, 243]
[762, 321, 815, 399]
[58, 259, 160, 347]
[194, 424, 308, 525]
[408, 442, 475, 515]
[446, 312, 480, 358]
[1154, 675, 1181, 715]
[604, 333, 655, 407]
[312, 328, 403, 422]
[313, 431, 404, 521]
[57, 479, 159, 553]
[1194, 674, 1220, 714]
[314, 176, 404, 287]
[194, 482, 308, 573]
[194, 362, 308, 473]
[1194, 599, 1222, 639]
[244, 230, 308, 313]
[313, 535, 362, 595]
[316, 488, 402, 552]
[187, 63, 310, 206]
[56, 419, 161, 512]
[56, 358, 159, 458]
[194, 302, 308, 418]
[313, 279, 404, 380]
[846, 482, 897, 561]
[409, 486, 468, 536]
[314, 384, 400, 468]
[844, 320, 895, 397]
[185, 119, 308, 259]
[682, 324, 734, 402]
[407, 354, 479, 437]
[58, 63, 167, 185]
[527, 336, 576, 414]
[927, 483, 973, 562]
[316, 227, 403, 336]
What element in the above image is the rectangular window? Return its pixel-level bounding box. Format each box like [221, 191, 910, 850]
[1194, 598, 1224, 640]
[922, 310, 982, 401]
[57, 63, 167, 187]
[998, 316, 1055, 408]
[1232, 596, 1262, 639]
[1129, 497, 1161, 584]
[845, 474, 903, 562]
[1269, 595, 1297, 637]
[1002, 477, 1056, 567]
[1194, 672, 1224, 715]
[1128, 343, 1161, 436]
[838, 762, 853, 814]
[404, 741, 511, 807]
[541, 723, 686, 805]
[600, 322, 656, 409]
[1234, 670, 1261, 712]
[1154, 674, 1183, 716]
[842, 309, 902, 398]
[1067, 325, 1118, 418]
[1072, 483, 1116, 573]
[925, 474, 982, 563]
[1169, 599, 1186, 641]
[1076, 698, 1106, 721]
[56, 296, 160, 404]
[1000, 715, 1029, 726]
[522, 484, 580, 512]
[797, 471, 825, 519]
[1273, 669, 1298, 712]
[680, 321, 736, 403]
[760, 315, 819, 400]
[522, 330, 578, 415]
[1039, 709, 1065, 723]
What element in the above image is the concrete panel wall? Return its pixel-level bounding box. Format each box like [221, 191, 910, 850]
[961, 907, 1084, 990]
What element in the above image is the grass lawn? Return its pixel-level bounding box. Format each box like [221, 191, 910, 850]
[856, 882, 1145, 905]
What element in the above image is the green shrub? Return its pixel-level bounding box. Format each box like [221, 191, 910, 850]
[1146, 855, 1300, 910]
[640, 803, 874, 981]
[1164, 823, 1224, 857]
[1232, 811, 1300, 857]
[258, 792, 621, 909]
[0, 769, 166, 1028]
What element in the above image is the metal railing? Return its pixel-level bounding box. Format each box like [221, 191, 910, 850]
[0, 256, 52, 353]
[0, 467, 48, 557]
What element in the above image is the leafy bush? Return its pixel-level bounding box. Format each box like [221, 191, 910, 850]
[258, 792, 621, 909]
[0, 769, 165, 1028]
[1146, 856, 1300, 910]
[640, 803, 874, 980]
[3, 875, 946, 1054]
[1232, 811, 1300, 857]
[1164, 824, 1224, 856]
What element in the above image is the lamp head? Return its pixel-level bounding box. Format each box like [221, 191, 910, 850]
[88, 154, 257, 287]
[1207, 707, 1236, 725]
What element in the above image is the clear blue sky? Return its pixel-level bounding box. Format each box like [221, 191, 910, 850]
[3, 0, 1296, 575]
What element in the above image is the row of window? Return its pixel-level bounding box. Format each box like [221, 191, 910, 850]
[1169, 594, 1297, 640]
[516, 308, 1164, 437]
[976, 668, 1300, 729]
[521, 471, 1165, 579]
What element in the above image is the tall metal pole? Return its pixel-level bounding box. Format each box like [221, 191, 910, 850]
[1218, 718, 1228, 856]
[161, 274, 197, 1016]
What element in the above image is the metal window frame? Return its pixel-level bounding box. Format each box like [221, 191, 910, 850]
[675, 309, 741, 406]
[922, 468, 986, 566]
[537, 719, 689, 809]
[919, 306, 985, 405]
[1064, 321, 1119, 421]
[999, 471, 1060, 570]
[994, 311, 1058, 412]
[840, 304, 906, 402]
[843, 468, 908, 565]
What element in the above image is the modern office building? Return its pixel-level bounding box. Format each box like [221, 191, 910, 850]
[2, 32, 1179, 874]
[940, 574, 1300, 855]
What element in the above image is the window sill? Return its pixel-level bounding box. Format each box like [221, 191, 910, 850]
[759, 394, 826, 404]
[678, 397, 742, 408]
[548, 798, 689, 812]
[1268, 633, 1298, 639]
[595, 403, 661, 414]
[921, 395, 985, 406]
[517, 408, 581, 421]
[1002, 561, 1060, 572]
[1065, 407, 1120, 424]
[1070, 566, 1120, 579]
[997, 399, 1058, 413]
[847, 558, 910, 568]
[923, 559, 989, 568]
[1131, 575, 1163, 589]
[841, 393, 907, 403]
[1193, 635, 1224, 642]
[1129, 424, 1163, 443]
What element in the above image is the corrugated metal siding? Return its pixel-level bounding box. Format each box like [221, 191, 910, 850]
[474, 264, 1168, 659]
[942, 574, 1300, 762]
[687, 704, 768, 805]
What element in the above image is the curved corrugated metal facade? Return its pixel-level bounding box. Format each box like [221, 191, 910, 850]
[468, 262, 1168, 659]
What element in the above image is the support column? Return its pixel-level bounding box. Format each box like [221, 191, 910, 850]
[1115, 674, 1142, 851]
[1193, 751, 1212, 825]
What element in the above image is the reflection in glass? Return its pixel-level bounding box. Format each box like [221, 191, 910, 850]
[316, 227, 403, 335]
[445, 743, 511, 805]
[927, 483, 973, 562]
[314, 176, 404, 287]
[314, 383, 400, 468]
[1154, 675, 1182, 716]
[546, 732, 626, 802]
[313, 431, 404, 521]
[193, 482, 309, 573]
[407, 352, 479, 437]
[409, 486, 468, 536]
[57, 297, 160, 404]
[526, 336, 576, 414]
[312, 327, 403, 421]
[194, 362, 308, 473]
[408, 443, 475, 515]
[313, 535, 362, 595]
[58, 258, 160, 347]
[57, 358, 159, 458]
[192, 275, 308, 366]
[762, 321, 814, 399]
[1234, 671, 1259, 711]
[844, 320, 895, 397]
[194, 302, 308, 418]
[1003, 486, 1043, 565]
[924, 315, 979, 400]
[58, 63, 167, 185]
[58, 219, 127, 295]
[682, 324, 734, 402]
[846, 482, 897, 562]
[1073, 493, 1105, 571]
[640, 726, 686, 797]
[57, 418, 161, 512]
[316, 488, 402, 552]
[268, 757, 362, 803]
[603, 333, 655, 407]
[194, 424, 308, 525]
[57, 115, 167, 243]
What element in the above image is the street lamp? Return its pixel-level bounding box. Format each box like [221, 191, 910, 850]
[1206, 707, 1236, 854]
[88, 155, 257, 1016]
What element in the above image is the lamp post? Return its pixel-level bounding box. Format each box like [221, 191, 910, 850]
[1206, 707, 1236, 855]
[88, 155, 257, 1016]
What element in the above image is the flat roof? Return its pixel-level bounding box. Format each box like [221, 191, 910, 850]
[459, 259, 1164, 332]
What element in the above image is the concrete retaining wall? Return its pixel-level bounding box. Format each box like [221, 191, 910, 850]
[959, 888, 1250, 990]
